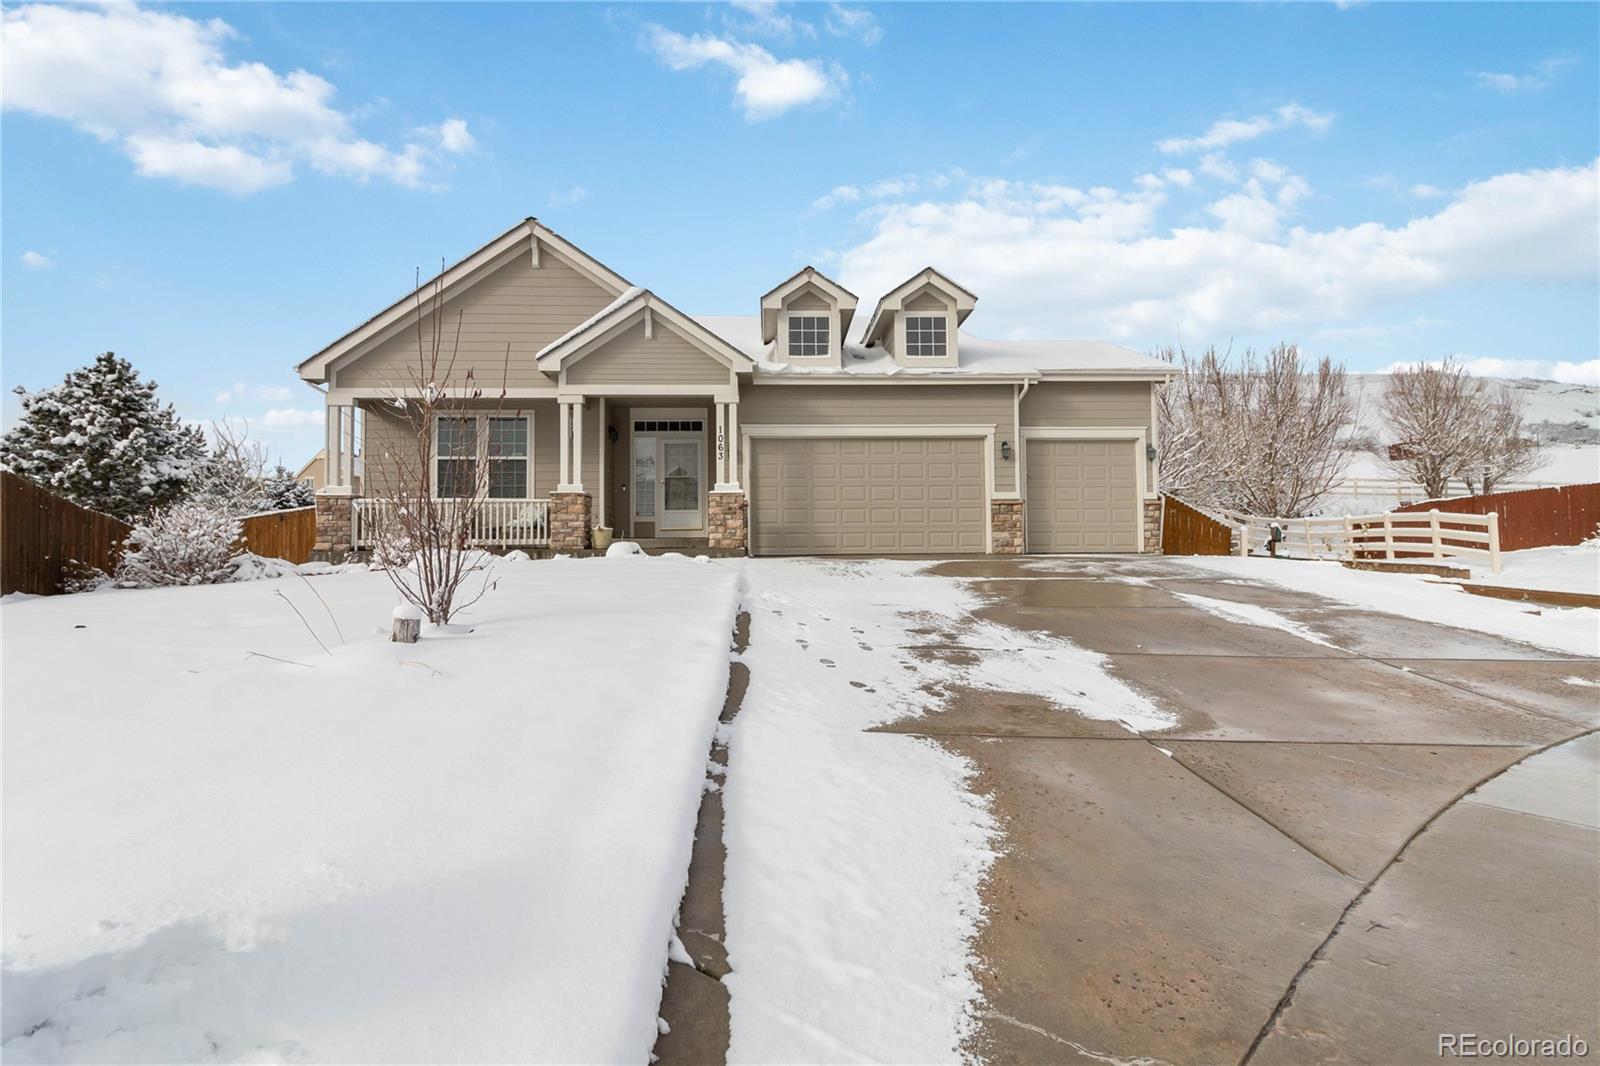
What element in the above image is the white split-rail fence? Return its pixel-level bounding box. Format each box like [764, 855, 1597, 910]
[353, 498, 552, 549]
[1225, 509, 1501, 573]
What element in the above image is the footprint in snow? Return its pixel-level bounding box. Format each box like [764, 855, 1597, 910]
[849, 681, 876, 692]
[858, 642, 873, 651]
[819, 659, 836, 668]
[796, 639, 809, 650]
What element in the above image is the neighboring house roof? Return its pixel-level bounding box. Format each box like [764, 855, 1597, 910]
[538, 289, 757, 374]
[694, 315, 1172, 378]
[295, 218, 633, 383]
[294, 449, 325, 481]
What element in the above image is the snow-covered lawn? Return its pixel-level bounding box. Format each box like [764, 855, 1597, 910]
[2, 555, 738, 1063]
[1471, 541, 1600, 597]
[1165, 556, 1600, 657]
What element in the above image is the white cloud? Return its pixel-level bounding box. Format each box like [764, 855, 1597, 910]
[811, 183, 861, 211]
[644, 25, 843, 120]
[1409, 183, 1447, 198]
[833, 160, 1599, 345]
[1161, 168, 1194, 189]
[1474, 56, 1575, 93]
[824, 4, 883, 45]
[261, 408, 324, 430]
[1157, 103, 1333, 155]
[215, 383, 294, 405]
[20, 250, 53, 269]
[0, 3, 474, 194]
[1378, 357, 1600, 386]
[1198, 153, 1240, 183]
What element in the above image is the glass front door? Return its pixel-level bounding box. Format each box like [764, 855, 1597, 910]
[658, 439, 702, 531]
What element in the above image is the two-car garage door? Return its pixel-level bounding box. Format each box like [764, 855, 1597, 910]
[1024, 438, 1140, 552]
[749, 437, 986, 555]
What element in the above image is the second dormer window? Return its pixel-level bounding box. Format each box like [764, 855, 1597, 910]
[905, 315, 948, 357]
[788, 315, 830, 356]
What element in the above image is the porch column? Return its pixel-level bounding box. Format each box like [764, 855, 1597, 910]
[557, 401, 572, 491]
[315, 401, 358, 558]
[714, 401, 740, 491]
[570, 399, 585, 493]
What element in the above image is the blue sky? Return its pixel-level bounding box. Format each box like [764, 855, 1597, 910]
[4, 1, 1597, 463]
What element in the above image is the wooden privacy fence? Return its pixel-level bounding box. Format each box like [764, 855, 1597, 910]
[1229, 508, 1502, 572]
[1395, 482, 1598, 551]
[239, 507, 316, 563]
[1160, 495, 1234, 555]
[1, 470, 132, 595]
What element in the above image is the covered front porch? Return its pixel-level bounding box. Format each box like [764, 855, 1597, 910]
[318, 390, 747, 554]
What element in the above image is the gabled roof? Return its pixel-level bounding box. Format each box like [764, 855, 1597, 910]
[536, 289, 757, 374]
[759, 267, 859, 344]
[295, 218, 632, 383]
[862, 267, 979, 347]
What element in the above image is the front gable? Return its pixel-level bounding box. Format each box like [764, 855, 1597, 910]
[565, 309, 734, 387]
[299, 219, 632, 388]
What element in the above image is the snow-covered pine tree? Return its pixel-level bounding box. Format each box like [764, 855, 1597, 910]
[255, 464, 316, 511]
[1, 352, 207, 519]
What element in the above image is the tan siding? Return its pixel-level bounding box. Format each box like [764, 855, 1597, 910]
[1021, 381, 1157, 493]
[567, 319, 731, 386]
[738, 383, 1018, 493]
[905, 290, 951, 311]
[336, 253, 614, 389]
[788, 290, 829, 311]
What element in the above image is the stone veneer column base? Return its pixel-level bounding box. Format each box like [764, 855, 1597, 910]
[314, 492, 355, 554]
[990, 498, 1024, 554]
[549, 492, 592, 552]
[1143, 498, 1163, 554]
[708, 492, 748, 553]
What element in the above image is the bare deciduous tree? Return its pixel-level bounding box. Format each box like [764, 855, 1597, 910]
[1156, 344, 1358, 517]
[195, 419, 271, 516]
[369, 267, 511, 624]
[1382, 359, 1543, 498]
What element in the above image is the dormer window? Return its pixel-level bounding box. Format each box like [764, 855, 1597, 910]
[905, 315, 948, 357]
[788, 314, 830, 357]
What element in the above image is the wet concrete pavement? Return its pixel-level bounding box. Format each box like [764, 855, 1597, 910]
[918, 556, 1598, 1065]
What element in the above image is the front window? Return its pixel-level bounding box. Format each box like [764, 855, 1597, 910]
[788, 315, 830, 357]
[435, 416, 477, 497]
[486, 416, 529, 499]
[434, 414, 531, 498]
[905, 315, 948, 357]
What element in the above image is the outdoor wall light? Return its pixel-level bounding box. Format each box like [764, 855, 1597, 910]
[1146, 443, 1157, 462]
[608, 424, 619, 443]
[1000, 440, 1013, 460]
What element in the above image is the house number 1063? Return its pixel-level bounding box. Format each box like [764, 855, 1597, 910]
[716, 425, 725, 462]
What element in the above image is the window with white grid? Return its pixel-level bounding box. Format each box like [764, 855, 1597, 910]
[904, 315, 948, 357]
[787, 315, 830, 357]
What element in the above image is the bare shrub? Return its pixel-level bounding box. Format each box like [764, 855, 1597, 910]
[1156, 344, 1358, 517]
[370, 267, 510, 624]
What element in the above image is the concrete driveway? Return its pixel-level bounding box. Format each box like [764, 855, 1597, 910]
[904, 556, 1600, 1065]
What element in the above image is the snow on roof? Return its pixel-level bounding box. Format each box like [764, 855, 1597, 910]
[537, 286, 645, 358]
[692, 315, 1170, 377]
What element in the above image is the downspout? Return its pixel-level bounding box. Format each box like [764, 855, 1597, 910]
[1015, 379, 1032, 553]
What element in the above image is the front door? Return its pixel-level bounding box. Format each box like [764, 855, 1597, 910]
[658, 439, 702, 531]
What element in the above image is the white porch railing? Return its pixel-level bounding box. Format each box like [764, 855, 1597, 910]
[353, 498, 552, 548]
[1226, 508, 1501, 572]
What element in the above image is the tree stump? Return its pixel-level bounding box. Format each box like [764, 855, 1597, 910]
[391, 603, 425, 643]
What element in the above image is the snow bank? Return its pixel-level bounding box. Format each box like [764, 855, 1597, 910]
[1469, 541, 1600, 596]
[721, 559, 1170, 1063]
[1, 558, 739, 1062]
[1167, 556, 1600, 657]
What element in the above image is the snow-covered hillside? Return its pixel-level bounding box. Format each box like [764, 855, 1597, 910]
[1332, 375, 1599, 505]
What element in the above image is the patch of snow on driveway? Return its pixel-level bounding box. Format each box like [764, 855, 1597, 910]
[720, 558, 1169, 1064]
[2, 555, 739, 1064]
[1166, 556, 1600, 657]
[1171, 592, 1339, 648]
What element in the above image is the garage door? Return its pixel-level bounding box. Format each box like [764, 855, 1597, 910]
[750, 437, 986, 555]
[1025, 439, 1139, 552]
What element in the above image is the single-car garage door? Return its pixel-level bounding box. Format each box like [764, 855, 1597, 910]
[1025, 439, 1140, 552]
[750, 437, 986, 555]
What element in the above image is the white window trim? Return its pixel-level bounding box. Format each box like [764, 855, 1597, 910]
[739, 423, 997, 553]
[903, 313, 951, 358]
[892, 309, 958, 368]
[777, 308, 838, 362]
[431, 412, 535, 501]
